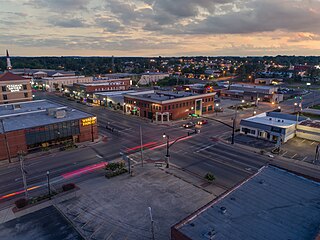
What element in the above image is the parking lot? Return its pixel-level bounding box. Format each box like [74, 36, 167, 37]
[280, 137, 319, 164]
[234, 134, 319, 164]
[56, 165, 216, 240]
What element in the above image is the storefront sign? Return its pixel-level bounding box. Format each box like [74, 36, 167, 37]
[81, 117, 97, 126]
[6, 84, 22, 92]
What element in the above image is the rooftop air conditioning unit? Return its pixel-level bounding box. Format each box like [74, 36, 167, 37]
[55, 110, 66, 119]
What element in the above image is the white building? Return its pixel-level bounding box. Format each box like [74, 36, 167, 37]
[138, 73, 169, 85]
[41, 76, 93, 92]
[240, 112, 307, 143]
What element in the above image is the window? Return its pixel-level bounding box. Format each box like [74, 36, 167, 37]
[23, 85, 27, 90]
[186, 102, 189, 106]
[202, 106, 207, 112]
[164, 106, 167, 110]
[172, 105, 175, 109]
[1, 86, 6, 92]
[208, 105, 213, 111]
[24, 93, 29, 98]
[180, 103, 182, 108]
[3, 95, 8, 100]
[183, 103, 185, 107]
[176, 104, 178, 108]
[168, 105, 171, 110]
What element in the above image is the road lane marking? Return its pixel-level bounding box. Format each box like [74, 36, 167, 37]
[96, 155, 103, 159]
[195, 144, 215, 153]
[281, 151, 287, 156]
[302, 156, 308, 162]
[291, 153, 297, 159]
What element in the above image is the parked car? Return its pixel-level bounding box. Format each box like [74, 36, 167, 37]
[182, 122, 195, 128]
[197, 120, 208, 125]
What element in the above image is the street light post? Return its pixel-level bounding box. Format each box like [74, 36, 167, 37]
[163, 134, 170, 168]
[46, 170, 51, 198]
[231, 100, 244, 145]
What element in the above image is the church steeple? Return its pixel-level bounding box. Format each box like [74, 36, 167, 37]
[6, 49, 12, 70]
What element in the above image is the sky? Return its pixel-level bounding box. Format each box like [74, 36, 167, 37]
[1, 0, 320, 57]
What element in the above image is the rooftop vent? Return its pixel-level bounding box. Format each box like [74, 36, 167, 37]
[13, 104, 21, 110]
[259, 179, 265, 184]
[55, 110, 66, 119]
[220, 207, 227, 214]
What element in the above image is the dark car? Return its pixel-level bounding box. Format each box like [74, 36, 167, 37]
[182, 122, 195, 128]
[197, 120, 208, 125]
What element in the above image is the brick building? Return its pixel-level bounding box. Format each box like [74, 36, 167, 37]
[0, 100, 98, 161]
[124, 90, 216, 122]
[0, 72, 32, 104]
[66, 78, 132, 103]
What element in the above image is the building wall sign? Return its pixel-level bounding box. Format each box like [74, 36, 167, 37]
[81, 117, 97, 126]
[7, 84, 22, 92]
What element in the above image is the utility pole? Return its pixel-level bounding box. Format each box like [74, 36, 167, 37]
[140, 125, 144, 167]
[148, 207, 155, 240]
[19, 153, 29, 199]
[314, 144, 319, 164]
[164, 135, 170, 168]
[0, 119, 11, 163]
[46, 171, 51, 199]
[231, 106, 238, 145]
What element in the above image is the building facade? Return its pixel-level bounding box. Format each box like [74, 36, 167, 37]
[0, 100, 98, 161]
[221, 83, 283, 103]
[0, 72, 32, 104]
[124, 91, 216, 122]
[240, 112, 307, 143]
[66, 78, 132, 103]
[138, 73, 170, 85]
[41, 76, 93, 92]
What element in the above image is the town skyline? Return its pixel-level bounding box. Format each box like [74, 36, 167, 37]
[1, 0, 320, 56]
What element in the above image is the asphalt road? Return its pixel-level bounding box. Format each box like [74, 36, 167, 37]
[0, 92, 319, 208]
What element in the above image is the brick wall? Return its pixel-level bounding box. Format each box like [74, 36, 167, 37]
[0, 130, 28, 161]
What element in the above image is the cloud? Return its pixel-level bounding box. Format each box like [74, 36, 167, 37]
[95, 17, 124, 32]
[166, 0, 320, 35]
[27, 0, 90, 11]
[48, 16, 87, 28]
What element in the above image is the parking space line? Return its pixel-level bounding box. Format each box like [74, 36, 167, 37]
[301, 139, 305, 143]
[281, 151, 287, 156]
[311, 141, 315, 145]
[291, 153, 297, 159]
[302, 156, 308, 162]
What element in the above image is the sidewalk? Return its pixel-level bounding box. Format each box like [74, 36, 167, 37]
[0, 134, 105, 168]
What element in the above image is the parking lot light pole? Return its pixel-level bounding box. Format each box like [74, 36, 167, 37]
[232, 100, 245, 145]
[163, 134, 170, 168]
[46, 171, 51, 198]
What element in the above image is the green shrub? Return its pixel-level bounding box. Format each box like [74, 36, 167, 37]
[15, 198, 28, 209]
[62, 183, 76, 191]
[205, 172, 215, 182]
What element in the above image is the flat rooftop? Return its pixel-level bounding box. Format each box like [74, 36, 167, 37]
[175, 166, 320, 240]
[231, 83, 278, 90]
[126, 90, 197, 101]
[242, 112, 306, 128]
[299, 120, 320, 128]
[0, 100, 92, 133]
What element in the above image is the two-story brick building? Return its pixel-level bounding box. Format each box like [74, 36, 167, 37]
[124, 90, 216, 122]
[0, 72, 32, 104]
[66, 78, 132, 103]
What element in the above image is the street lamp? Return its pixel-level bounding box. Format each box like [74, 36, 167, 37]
[232, 100, 245, 144]
[163, 134, 170, 168]
[294, 102, 298, 112]
[215, 103, 219, 116]
[46, 170, 51, 198]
